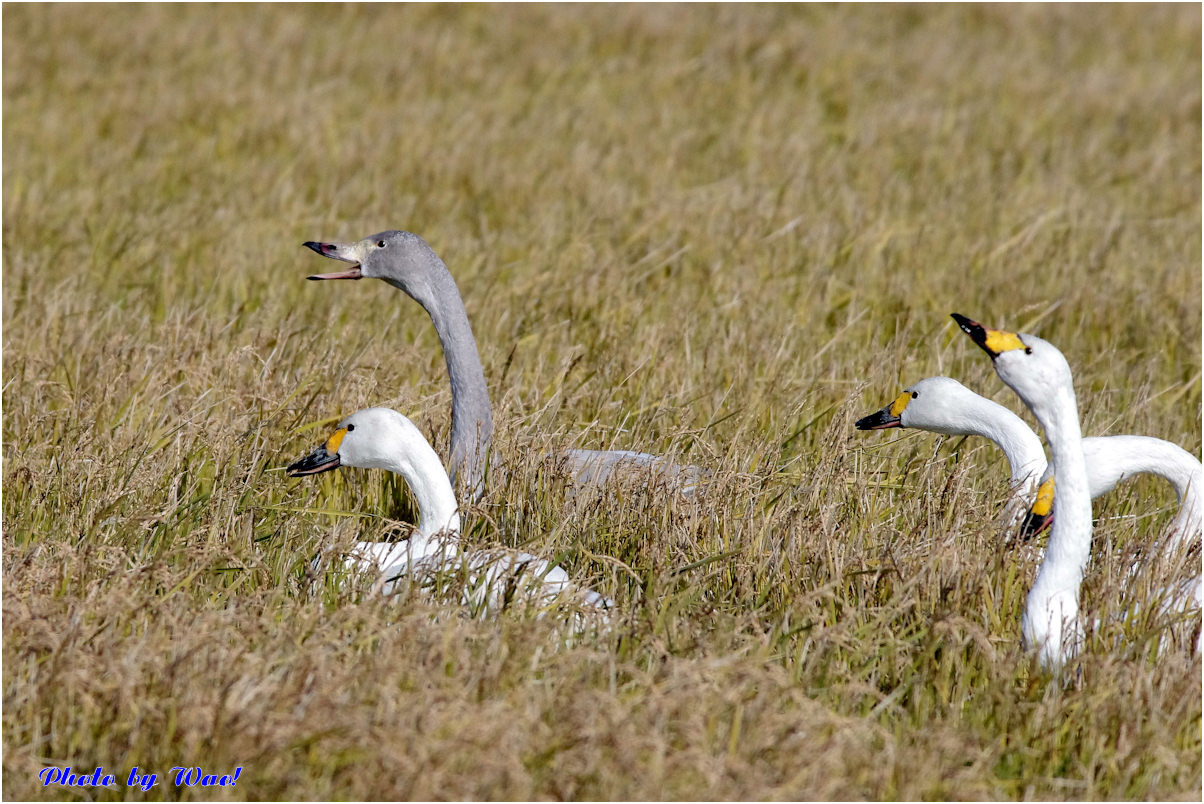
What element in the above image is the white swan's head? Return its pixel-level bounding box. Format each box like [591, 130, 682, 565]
[302, 231, 444, 299]
[951, 313, 1073, 416]
[287, 407, 432, 477]
[287, 407, 462, 537]
[856, 376, 990, 435]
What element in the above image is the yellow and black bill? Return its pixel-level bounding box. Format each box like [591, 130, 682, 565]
[855, 391, 913, 430]
[287, 426, 348, 477]
[287, 445, 341, 477]
[1018, 476, 1055, 540]
[951, 312, 1027, 359]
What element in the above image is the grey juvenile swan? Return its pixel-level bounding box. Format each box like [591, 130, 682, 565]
[302, 230, 701, 498]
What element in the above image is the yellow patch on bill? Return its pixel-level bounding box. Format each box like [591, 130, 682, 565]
[1031, 476, 1055, 517]
[325, 427, 349, 454]
[983, 328, 1026, 355]
[888, 391, 912, 418]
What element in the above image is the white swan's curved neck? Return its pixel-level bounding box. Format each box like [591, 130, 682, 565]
[1106, 436, 1202, 549]
[1172, 472, 1202, 549]
[1038, 385, 1091, 575]
[1023, 380, 1091, 667]
[373, 419, 462, 551]
[957, 393, 1047, 488]
[407, 467, 461, 546]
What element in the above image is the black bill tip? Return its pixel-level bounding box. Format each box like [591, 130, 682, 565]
[951, 312, 991, 354]
[1017, 510, 1053, 541]
[287, 446, 341, 477]
[855, 408, 902, 431]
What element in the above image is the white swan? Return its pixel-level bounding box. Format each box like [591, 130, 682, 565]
[301, 231, 701, 499]
[856, 376, 1203, 544]
[286, 407, 612, 616]
[855, 376, 1046, 526]
[953, 313, 1201, 667]
[953, 314, 1092, 667]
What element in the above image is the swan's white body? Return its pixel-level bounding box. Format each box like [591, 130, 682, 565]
[954, 315, 1201, 667]
[856, 376, 1203, 544]
[341, 539, 612, 613]
[302, 231, 700, 499]
[288, 408, 612, 616]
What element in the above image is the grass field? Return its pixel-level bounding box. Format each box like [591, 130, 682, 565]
[3, 4, 1201, 800]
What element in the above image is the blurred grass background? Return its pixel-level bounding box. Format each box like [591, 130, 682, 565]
[3, 4, 1200, 800]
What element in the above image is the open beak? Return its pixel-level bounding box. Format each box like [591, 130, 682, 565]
[855, 405, 902, 430]
[287, 445, 342, 476]
[302, 241, 363, 280]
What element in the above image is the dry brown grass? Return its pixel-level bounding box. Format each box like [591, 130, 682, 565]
[4, 4, 1201, 800]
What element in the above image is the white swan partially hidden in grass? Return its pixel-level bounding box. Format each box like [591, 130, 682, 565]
[856, 376, 1047, 526]
[287, 407, 612, 617]
[301, 231, 701, 499]
[953, 313, 1200, 667]
[855, 376, 1202, 545]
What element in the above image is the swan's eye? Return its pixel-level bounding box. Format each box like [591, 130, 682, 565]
[911, 391, 919, 399]
[1024, 347, 1033, 355]
[377, 240, 386, 248]
[346, 424, 355, 432]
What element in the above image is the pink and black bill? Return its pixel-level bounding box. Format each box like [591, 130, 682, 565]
[302, 241, 363, 280]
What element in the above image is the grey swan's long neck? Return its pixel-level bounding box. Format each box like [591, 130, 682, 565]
[383, 253, 493, 496]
